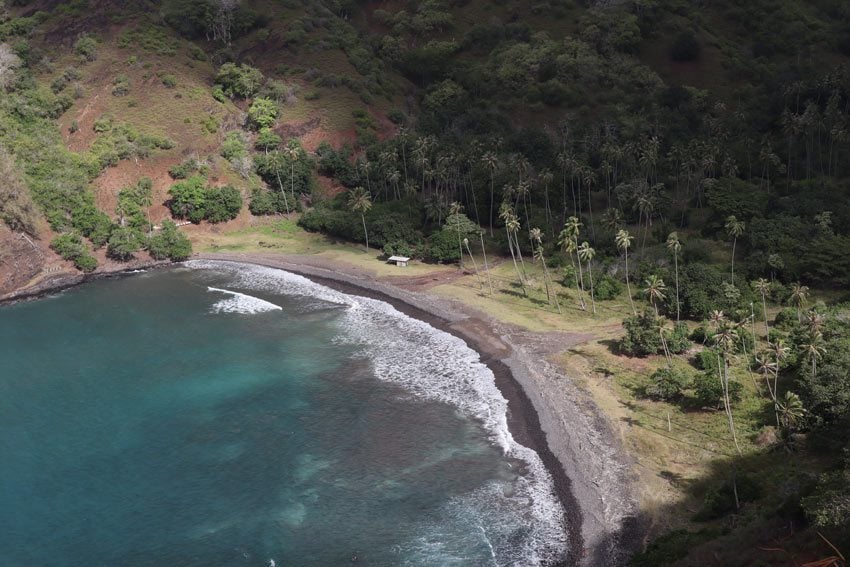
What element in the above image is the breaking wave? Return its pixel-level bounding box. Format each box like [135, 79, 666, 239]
[207, 286, 283, 314]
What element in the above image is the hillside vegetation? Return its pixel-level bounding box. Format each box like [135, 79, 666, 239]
[2, 0, 850, 563]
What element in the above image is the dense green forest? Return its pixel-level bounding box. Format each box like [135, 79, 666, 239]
[2, 0, 850, 563]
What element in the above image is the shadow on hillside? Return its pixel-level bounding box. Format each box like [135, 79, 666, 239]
[600, 433, 849, 566]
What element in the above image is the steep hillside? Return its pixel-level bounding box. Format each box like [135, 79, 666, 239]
[3, 0, 850, 563]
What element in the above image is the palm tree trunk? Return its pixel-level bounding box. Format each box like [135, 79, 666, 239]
[731, 236, 737, 284]
[587, 259, 596, 314]
[674, 253, 680, 322]
[625, 251, 636, 315]
[761, 293, 769, 338]
[575, 247, 587, 310]
[464, 240, 483, 291]
[720, 353, 742, 455]
[506, 226, 526, 295]
[480, 233, 494, 295]
[361, 214, 369, 251]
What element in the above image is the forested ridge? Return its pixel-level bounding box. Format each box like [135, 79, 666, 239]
[2, 0, 850, 563]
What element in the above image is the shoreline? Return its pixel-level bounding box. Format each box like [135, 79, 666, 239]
[0, 252, 644, 565]
[195, 253, 644, 566]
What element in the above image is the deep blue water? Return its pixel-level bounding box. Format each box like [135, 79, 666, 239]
[0, 261, 565, 566]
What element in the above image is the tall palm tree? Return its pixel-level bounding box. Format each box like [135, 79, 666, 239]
[463, 238, 483, 291]
[725, 215, 745, 284]
[752, 278, 771, 338]
[643, 275, 667, 316]
[561, 216, 586, 310]
[285, 140, 300, 206]
[712, 323, 742, 455]
[789, 282, 809, 322]
[479, 232, 494, 296]
[347, 186, 372, 251]
[531, 227, 561, 313]
[448, 201, 465, 269]
[615, 229, 636, 315]
[666, 232, 682, 322]
[578, 241, 596, 314]
[481, 152, 498, 236]
[777, 391, 805, 431]
[801, 333, 826, 382]
[499, 204, 526, 295]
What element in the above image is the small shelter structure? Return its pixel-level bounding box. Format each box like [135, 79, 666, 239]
[387, 255, 410, 267]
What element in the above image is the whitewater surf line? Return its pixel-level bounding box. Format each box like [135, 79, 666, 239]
[207, 286, 283, 314]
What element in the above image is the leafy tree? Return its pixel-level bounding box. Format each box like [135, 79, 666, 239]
[204, 185, 242, 223]
[168, 175, 207, 223]
[645, 367, 691, 401]
[107, 225, 144, 260]
[247, 97, 278, 130]
[74, 34, 97, 62]
[214, 62, 263, 99]
[148, 219, 192, 261]
[621, 311, 662, 357]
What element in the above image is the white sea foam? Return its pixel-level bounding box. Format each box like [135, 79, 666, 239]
[186, 260, 568, 564]
[207, 286, 283, 314]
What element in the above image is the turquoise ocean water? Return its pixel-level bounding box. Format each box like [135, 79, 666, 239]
[0, 261, 565, 566]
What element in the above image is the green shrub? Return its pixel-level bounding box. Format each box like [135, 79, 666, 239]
[74, 34, 97, 61]
[51, 232, 87, 260]
[148, 219, 192, 260]
[425, 228, 461, 262]
[161, 74, 177, 88]
[692, 371, 743, 409]
[695, 349, 720, 374]
[168, 159, 198, 179]
[247, 97, 278, 130]
[594, 274, 623, 300]
[665, 322, 692, 354]
[620, 312, 662, 357]
[73, 253, 98, 272]
[107, 226, 145, 260]
[168, 175, 207, 222]
[221, 131, 247, 160]
[383, 240, 415, 258]
[215, 62, 264, 99]
[645, 367, 691, 401]
[204, 185, 242, 223]
[111, 74, 130, 97]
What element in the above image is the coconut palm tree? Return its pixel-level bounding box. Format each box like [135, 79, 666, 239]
[481, 151, 498, 236]
[666, 232, 682, 322]
[752, 278, 771, 337]
[789, 282, 809, 322]
[499, 204, 526, 295]
[615, 229, 636, 315]
[712, 322, 742, 454]
[531, 227, 561, 313]
[777, 391, 805, 431]
[285, 140, 301, 206]
[725, 215, 746, 284]
[803, 309, 825, 336]
[561, 216, 586, 310]
[448, 201, 465, 269]
[578, 241, 596, 314]
[463, 238, 484, 291]
[801, 333, 826, 382]
[347, 186, 372, 251]
[643, 275, 667, 316]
